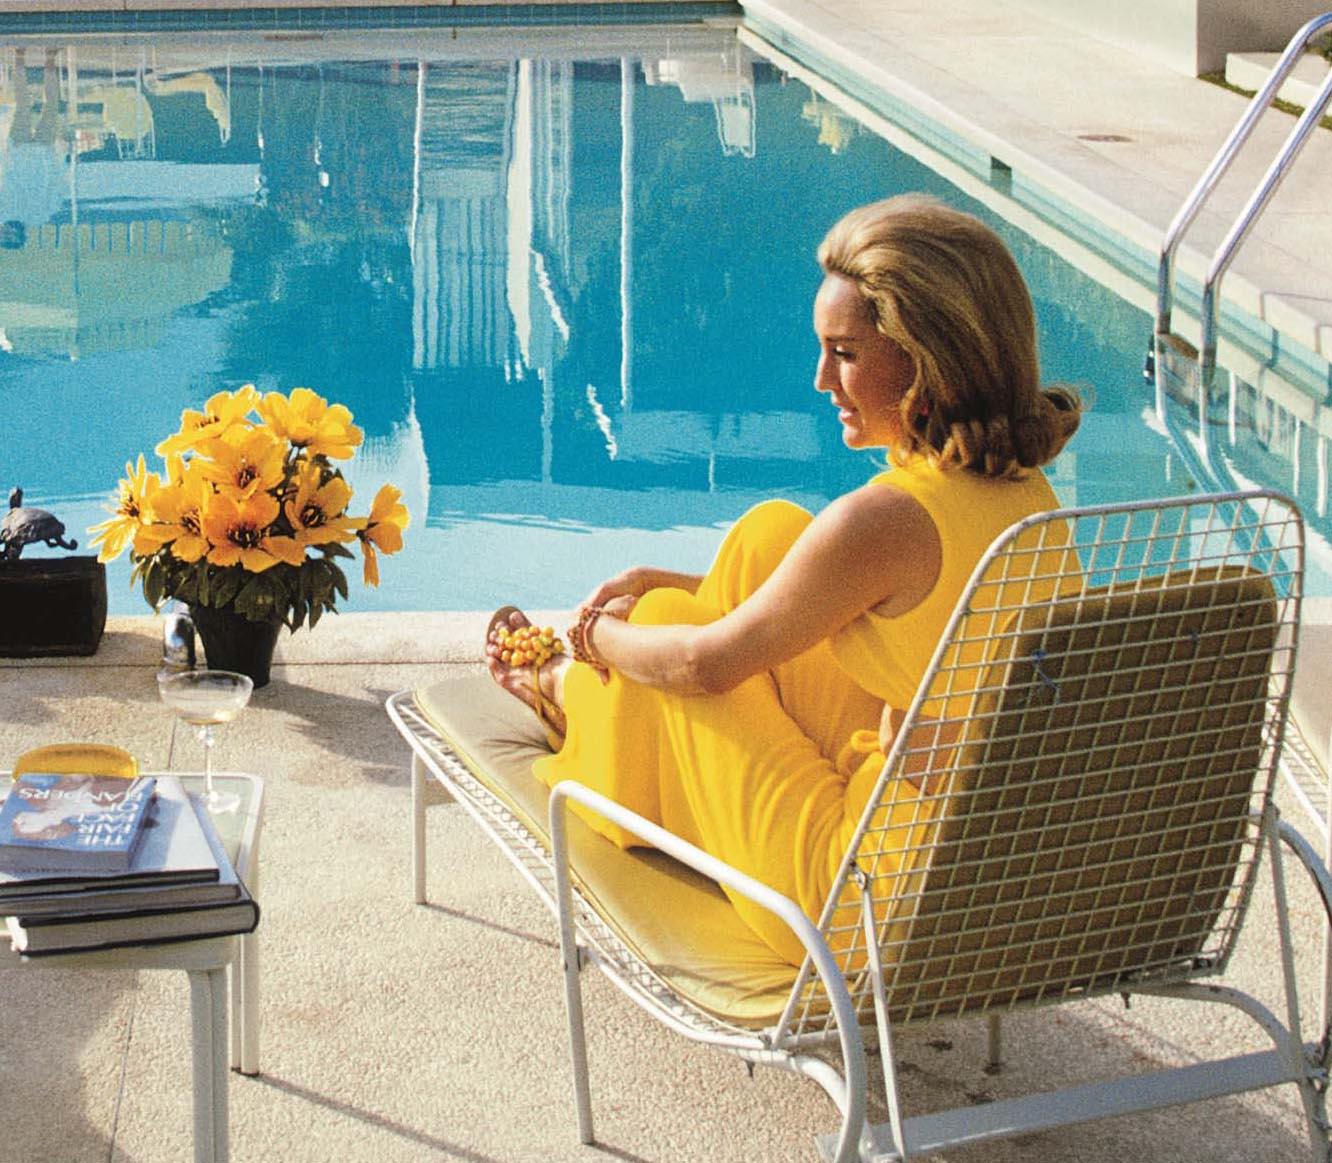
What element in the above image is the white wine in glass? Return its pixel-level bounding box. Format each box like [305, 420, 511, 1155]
[158, 669, 253, 813]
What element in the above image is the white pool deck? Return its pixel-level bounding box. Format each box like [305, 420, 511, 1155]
[4, 2, 1332, 1161]
[744, 0, 1332, 368]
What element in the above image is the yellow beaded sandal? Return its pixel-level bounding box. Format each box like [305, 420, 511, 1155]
[485, 605, 567, 751]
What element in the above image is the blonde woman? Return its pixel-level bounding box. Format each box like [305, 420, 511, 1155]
[487, 194, 1081, 966]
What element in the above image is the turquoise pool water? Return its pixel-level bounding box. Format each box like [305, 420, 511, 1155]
[3, 21, 1329, 612]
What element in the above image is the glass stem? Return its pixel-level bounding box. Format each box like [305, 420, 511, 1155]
[201, 723, 215, 797]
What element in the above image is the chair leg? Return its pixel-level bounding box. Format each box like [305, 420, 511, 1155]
[1268, 821, 1330, 1162]
[412, 752, 427, 905]
[1322, 752, 1332, 1036]
[560, 942, 595, 1144]
[986, 1013, 1003, 1073]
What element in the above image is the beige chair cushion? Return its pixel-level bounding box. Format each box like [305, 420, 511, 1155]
[416, 676, 798, 1028]
[877, 568, 1275, 1021]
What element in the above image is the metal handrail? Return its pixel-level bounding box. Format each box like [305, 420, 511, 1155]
[1155, 12, 1332, 391]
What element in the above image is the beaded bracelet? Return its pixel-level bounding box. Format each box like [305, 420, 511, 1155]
[568, 605, 610, 676]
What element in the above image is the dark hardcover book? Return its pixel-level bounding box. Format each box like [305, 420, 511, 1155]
[0, 777, 219, 901]
[5, 885, 259, 955]
[0, 774, 155, 873]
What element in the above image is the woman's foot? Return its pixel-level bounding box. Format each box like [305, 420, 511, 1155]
[485, 606, 570, 748]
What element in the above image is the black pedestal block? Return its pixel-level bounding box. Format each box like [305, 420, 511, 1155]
[0, 556, 108, 656]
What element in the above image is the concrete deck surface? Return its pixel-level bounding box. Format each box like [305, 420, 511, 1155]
[4, 1, 1332, 1160]
[2, 613, 1330, 1162]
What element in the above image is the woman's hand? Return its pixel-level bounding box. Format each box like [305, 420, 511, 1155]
[579, 566, 700, 614]
[601, 594, 637, 621]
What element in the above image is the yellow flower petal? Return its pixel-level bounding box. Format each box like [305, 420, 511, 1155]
[170, 534, 211, 564]
[285, 462, 359, 546]
[262, 536, 307, 567]
[365, 520, 403, 555]
[201, 491, 280, 566]
[132, 524, 176, 555]
[156, 387, 258, 458]
[360, 483, 409, 557]
[239, 548, 281, 573]
[89, 517, 134, 563]
[368, 483, 406, 525]
[206, 543, 243, 568]
[199, 426, 286, 498]
[87, 455, 161, 562]
[258, 387, 362, 459]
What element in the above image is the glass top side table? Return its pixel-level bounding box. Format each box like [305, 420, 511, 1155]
[2, 771, 265, 1163]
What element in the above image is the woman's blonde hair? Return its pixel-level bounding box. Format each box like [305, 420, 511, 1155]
[818, 194, 1080, 477]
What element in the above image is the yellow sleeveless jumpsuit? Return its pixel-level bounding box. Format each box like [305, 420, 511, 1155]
[534, 456, 1061, 965]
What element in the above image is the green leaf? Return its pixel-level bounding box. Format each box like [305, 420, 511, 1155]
[212, 569, 243, 608]
[329, 562, 349, 601]
[323, 542, 354, 560]
[143, 559, 165, 609]
[174, 573, 200, 605]
[234, 574, 268, 620]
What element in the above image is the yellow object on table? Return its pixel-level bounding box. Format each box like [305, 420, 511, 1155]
[12, 743, 138, 778]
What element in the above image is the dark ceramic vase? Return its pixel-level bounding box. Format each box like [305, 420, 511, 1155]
[190, 604, 284, 688]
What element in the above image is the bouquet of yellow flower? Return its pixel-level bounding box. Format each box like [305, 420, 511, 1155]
[90, 384, 409, 629]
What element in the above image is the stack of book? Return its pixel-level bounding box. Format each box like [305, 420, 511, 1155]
[0, 773, 259, 956]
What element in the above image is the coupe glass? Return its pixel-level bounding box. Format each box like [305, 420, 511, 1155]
[157, 669, 253, 813]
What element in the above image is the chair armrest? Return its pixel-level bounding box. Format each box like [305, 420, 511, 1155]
[1277, 818, 1332, 927]
[546, 780, 867, 1119]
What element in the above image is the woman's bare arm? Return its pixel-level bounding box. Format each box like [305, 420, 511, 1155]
[585, 483, 941, 694]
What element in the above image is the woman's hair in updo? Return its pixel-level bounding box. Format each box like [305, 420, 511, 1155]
[817, 194, 1081, 478]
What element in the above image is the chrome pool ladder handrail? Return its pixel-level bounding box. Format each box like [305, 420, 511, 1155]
[1155, 11, 1332, 392]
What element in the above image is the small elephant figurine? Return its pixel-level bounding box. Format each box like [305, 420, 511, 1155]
[0, 487, 79, 560]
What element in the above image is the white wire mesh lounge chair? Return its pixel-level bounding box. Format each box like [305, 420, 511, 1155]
[387, 489, 1332, 1161]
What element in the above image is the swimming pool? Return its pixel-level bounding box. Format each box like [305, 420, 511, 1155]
[3, 17, 1330, 613]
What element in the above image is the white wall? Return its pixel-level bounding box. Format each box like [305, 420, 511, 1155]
[1009, 0, 1331, 75]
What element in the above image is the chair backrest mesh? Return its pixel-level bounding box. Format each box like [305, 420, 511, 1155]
[784, 492, 1301, 1037]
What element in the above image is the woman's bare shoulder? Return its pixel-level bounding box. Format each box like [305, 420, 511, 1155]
[818, 479, 937, 547]
[812, 481, 942, 609]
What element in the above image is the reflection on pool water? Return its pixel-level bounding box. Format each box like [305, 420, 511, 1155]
[2, 22, 1330, 613]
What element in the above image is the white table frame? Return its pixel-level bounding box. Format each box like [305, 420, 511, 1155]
[4, 771, 264, 1163]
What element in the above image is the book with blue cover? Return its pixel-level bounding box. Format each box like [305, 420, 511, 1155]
[0, 778, 227, 911]
[0, 774, 156, 873]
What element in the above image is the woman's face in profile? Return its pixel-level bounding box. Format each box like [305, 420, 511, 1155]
[812, 274, 914, 450]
